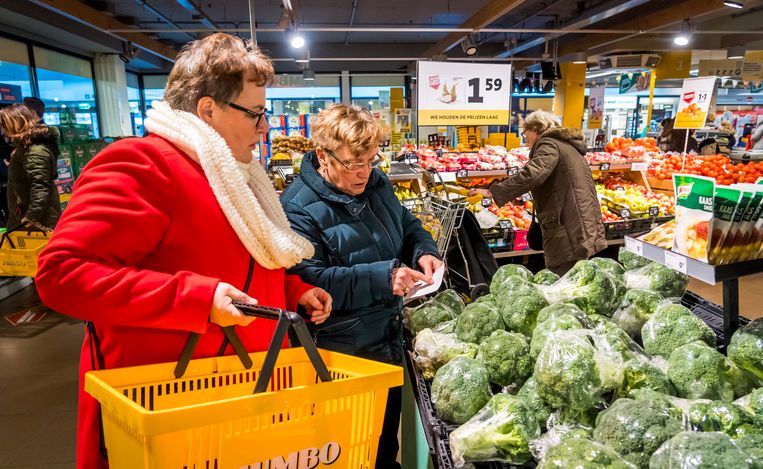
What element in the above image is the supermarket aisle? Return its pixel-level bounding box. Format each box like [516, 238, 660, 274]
[688, 273, 763, 320]
[0, 284, 80, 468]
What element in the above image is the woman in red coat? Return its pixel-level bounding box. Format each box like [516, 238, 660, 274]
[34, 33, 332, 469]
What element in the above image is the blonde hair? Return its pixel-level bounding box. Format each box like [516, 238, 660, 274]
[164, 33, 275, 113]
[523, 110, 561, 134]
[310, 104, 384, 156]
[0, 104, 48, 147]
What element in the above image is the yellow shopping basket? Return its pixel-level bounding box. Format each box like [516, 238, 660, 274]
[0, 224, 51, 276]
[85, 303, 403, 469]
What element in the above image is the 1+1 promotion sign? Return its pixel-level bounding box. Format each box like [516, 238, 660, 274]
[417, 61, 511, 126]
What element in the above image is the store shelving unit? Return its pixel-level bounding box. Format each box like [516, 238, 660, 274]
[388, 162, 425, 182]
[624, 236, 763, 345]
[493, 238, 626, 259]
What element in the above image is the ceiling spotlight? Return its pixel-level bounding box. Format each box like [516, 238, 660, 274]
[728, 45, 746, 59]
[724, 0, 744, 8]
[674, 20, 691, 46]
[573, 52, 587, 65]
[291, 34, 305, 48]
[461, 34, 478, 56]
[302, 69, 315, 81]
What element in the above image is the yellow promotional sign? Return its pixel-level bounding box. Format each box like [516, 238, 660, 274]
[674, 77, 716, 130]
[655, 51, 692, 80]
[588, 86, 605, 129]
[417, 61, 512, 126]
[394, 108, 412, 133]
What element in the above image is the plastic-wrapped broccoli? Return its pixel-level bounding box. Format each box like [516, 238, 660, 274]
[517, 376, 551, 430]
[473, 293, 497, 306]
[727, 360, 760, 399]
[498, 288, 548, 337]
[449, 393, 541, 467]
[539, 437, 637, 469]
[593, 397, 683, 468]
[688, 400, 754, 436]
[413, 329, 478, 380]
[455, 301, 505, 344]
[591, 322, 643, 363]
[612, 289, 663, 339]
[619, 247, 651, 271]
[477, 330, 533, 387]
[431, 356, 492, 424]
[492, 264, 533, 287]
[735, 387, 763, 426]
[617, 357, 676, 398]
[410, 302, 458, 335]
[642, 303, 717, 358]
[530, 424, 593, 462]
[667, 341, 735, 401]
[536, 303, 593, 327]
[530, 313, 587, 359]
[534, 330, 623, 412]
[430, 289, 466, 315]
[591, 256, 626, 277]
[735, 433, 763, 469]
[434, 319, 456, 334]
[538, 260, 622, 317]
[532, 268, 560, 285]
[650, 431, 753, 469]
[624, 263, 689, 299]
[729, 319, 763, 381]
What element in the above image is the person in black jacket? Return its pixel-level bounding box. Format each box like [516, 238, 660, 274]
[0, 104, 61, 230]
[281, 104, 441, 469]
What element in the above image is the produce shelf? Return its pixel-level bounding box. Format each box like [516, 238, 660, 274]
[624, 236, 763, 345]
[493, 238, 625, 259]
[388, 162, 424, 181]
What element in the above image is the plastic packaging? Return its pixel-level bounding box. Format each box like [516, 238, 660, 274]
[624, 263, 690, 299]
[673, 174, 715, 262]
[476, 330, 533, 387]
[412, 329, 478, 380]
[529, 424, 592, 462]
[532, 269, 560, 285]
[649, 431, 753, 469]
[708, 186, 743, 264]
[617, 356, 676, 398]
[538, 437, 637, 469]
[491, 264, 533, 288]
[667, 341, 735, 401]
[530, 313, 588, 360]
[538, 260, 623, 317]
[611, 289, 663, 338]
[536, 303, 593, 328]
[619, 247, 651, 271]
[728, 318, 763, 381]
[449, 393, 540, 467]
[687, 399, 755, 436]
[516, 376, 552, 430]
[454, 301, 505, 344]
[409, 302, 458, 335]
[641, 302, 716, 358]
[430, 356, 492, 424]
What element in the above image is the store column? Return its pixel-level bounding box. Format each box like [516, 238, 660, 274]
[552, 62, 586, 128]
[93, 54, 133, 137]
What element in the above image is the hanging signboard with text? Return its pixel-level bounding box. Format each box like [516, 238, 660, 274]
[674, 77, 717, 129]
[588, 86, 605, 129]
[417, 61, 511, 126]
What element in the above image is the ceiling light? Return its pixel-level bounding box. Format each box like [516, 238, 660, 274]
[573, 52, 587, 65]
[728, 45, 746, 59]
[674, 20, 691, 46]
[302, 69, 315, 81]
[724, 0, 744, 8]
[461, 34, 478, 56]
[291, 34, 305, 48]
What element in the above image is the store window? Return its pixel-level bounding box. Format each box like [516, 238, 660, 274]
[33, 46, 99, 137]
[0, 37, 33, 102]
[350, 75, 406, 110]
[142, 74, 167, 113]
[126, 72, 143, 136]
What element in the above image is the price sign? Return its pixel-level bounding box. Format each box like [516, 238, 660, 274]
[280, 167, 294, 175]
[620, 208, 631, 219]
[624, 237, 643, 256]
[417, 61, 512, 126]
[507, 166, 520, 176]
[631, 162, 649, 172]
[600, 162, 611, 171]
[615, 186, 625, 192]
[456, 169, 469, 179]
[664, 251, 688, 274]
[481, 197, 493, 207]
[405, 154, 419, 164]
[675, 76, 717, 129]
[499, 219, 513, 229]
[440, 172, 457, 183]
[649, 206, 660, 217]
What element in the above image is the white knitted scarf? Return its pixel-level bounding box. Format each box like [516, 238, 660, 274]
[144, 100, 314, 270]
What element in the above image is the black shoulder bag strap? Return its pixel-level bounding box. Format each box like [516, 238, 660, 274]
[85, 320, 108, 460]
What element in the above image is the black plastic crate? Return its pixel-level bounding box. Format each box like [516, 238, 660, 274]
[681, 290, 748, 350]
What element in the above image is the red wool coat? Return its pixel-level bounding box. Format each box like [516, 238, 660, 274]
[35, 134, 312, 469]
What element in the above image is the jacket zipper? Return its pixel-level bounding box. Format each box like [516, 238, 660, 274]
[367, 203, 395, 254]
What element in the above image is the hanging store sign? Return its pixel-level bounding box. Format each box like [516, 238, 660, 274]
[416, 61, 511, 126]
[588, 86, 605, 129]
[674, 77, 717, 129]
[698, 59, 763, 81]
[618, 72, 651, 95]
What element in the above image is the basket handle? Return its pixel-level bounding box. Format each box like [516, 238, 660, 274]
[0, 222, 44, 249]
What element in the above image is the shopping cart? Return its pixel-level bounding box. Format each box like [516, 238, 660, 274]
[84, 304, 403, 468]
[0, 224, 51, 277]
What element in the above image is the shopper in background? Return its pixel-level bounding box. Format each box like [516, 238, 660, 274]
[474, 110, 606, 275]
[281, 104, 442, 469]
[0, 104, 61, 231]
[34, 33, 332, 469]
[657, 117, 699, 153]
[750, 121, 763, 150]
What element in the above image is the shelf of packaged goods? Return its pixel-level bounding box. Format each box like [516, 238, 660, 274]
[624, 236, 763, 345]
[493, 238, 624, 259]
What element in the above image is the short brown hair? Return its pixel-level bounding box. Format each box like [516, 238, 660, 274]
[0, 104, 47, 147]
[164, 33, 275, 113]
[310, 104, 384, 156]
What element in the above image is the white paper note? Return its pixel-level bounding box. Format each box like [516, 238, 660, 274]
[405, 264, 446, 300]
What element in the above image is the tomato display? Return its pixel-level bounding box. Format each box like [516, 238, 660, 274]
[648, 153, 763, 186]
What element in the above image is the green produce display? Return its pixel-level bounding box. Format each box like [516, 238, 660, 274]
[530, 314, 587, 359]
[650, 432, 753, 469]
[455, 301, 505, 344]
[729, 319, 763, 381]
[431, 356, 492, 424]
[516, 376, 551, 430]
[410, 302, 457, 335]
[618, 247, 652, 271]
[539, 260, 623, 317]
[617, 358, 676, 398]
[532, 269, 560, 285]
[668, 342, 735, 401]
[412, 329, 477, 380]
[688, 400, 754, 436]
[497, 288, 547, 337]
[642, 303, 717, 358]
[492, 264, 533, 286]
[536, 303, 592, 327]
[624, 262, 690, 299]
[590, 256, 626, 277]
[612, 289, 663, 338]
[539, 438, 636, 469]
[477, 330, 533, 387]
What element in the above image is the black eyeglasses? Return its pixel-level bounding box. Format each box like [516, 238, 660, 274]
[227, 102, 268, 127]
[324, 148, 383, 173]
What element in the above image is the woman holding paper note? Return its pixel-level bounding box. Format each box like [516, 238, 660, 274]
[281, 104, 440, 469]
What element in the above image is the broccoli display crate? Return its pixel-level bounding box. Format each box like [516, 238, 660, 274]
[681, 291, 748, 348]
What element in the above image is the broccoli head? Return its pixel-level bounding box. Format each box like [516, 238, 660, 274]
[517, 376, 551, 430]
[530, 313, 586, 359]
[591, 322, 641, 362]
[736, 387, 763, 427]
[499, 289, 548, 337]
[473, 293, 497, 306]
[539, 438, 637, 469]
[618, 247, 652, 271]
[409, 303, 458, 335]
[492, 264, 533, 287]
[431, 356, 492, 424]
[413, 329, 478, 380]
[536, 303, 592, 327]
[650, 432, 753, 469]
[591, 256, 626, 277]
[727, 360, 760, 399]
[667, 341, 734, 401]
[540, 260, 621, 317]
[593, 397, 683, 468]
[617, 358, 676, 398]
[449, 393, 541, 466]
[477, 330, 533, 387]
[612, 289, 663, 339]
[642, 304, 717, 358]
[734, 432, 763, 469]
[533, 268, 560, 285]
[430, 289, 466, 315]
[688, 400, 754, 436]
[454, 302, 505, 344]
[729, 319, 763, 382]
[624, 263, 689, 299]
